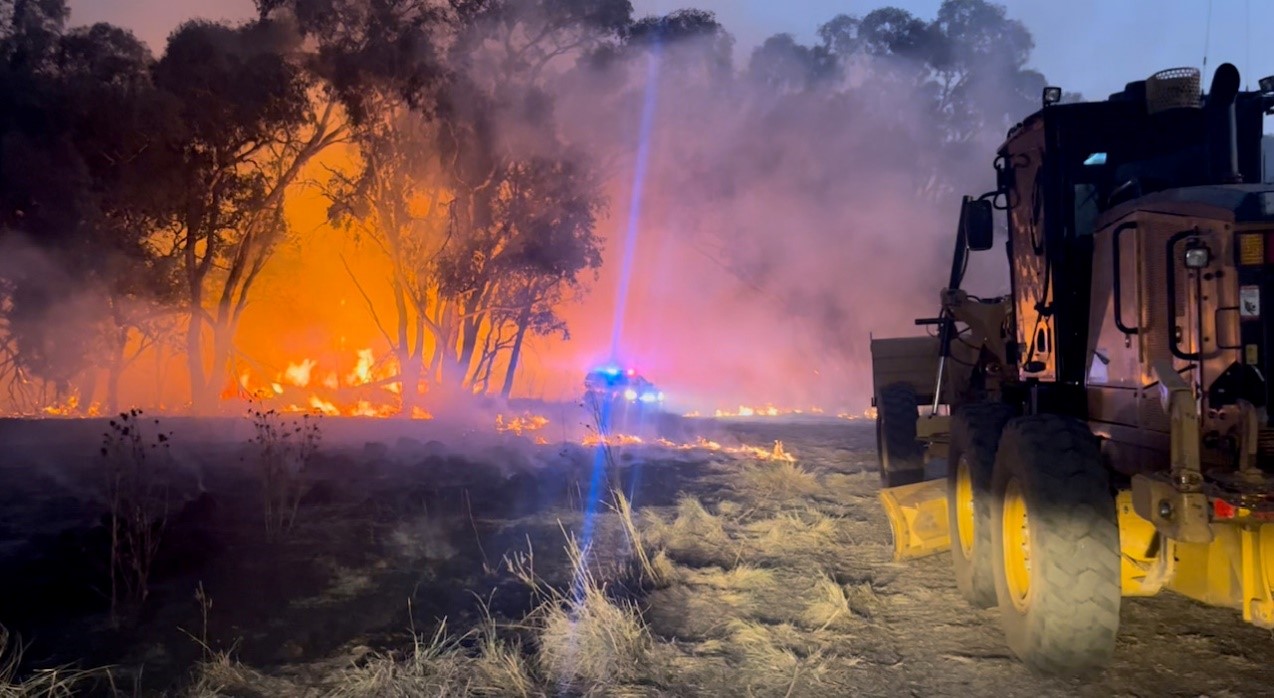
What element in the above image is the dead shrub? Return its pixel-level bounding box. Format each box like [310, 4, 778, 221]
[247, 407, 322, 541]
[100, 409, 173, 619]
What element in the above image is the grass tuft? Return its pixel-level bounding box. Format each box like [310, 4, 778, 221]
[801, 574, 853, 631]
[642, 496, 734, 567]
[184, 650, 293, 698]
[0, 626, 99, 697]
[532, 533, 656, 692]
[738, 456, 820, 506]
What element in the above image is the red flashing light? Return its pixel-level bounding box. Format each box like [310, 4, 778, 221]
[1213, 498, 1237, 520]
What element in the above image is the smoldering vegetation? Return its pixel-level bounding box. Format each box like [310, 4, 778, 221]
[0, 0, 1048, 416]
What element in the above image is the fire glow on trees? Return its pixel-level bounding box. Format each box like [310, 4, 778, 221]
[0, 1, 1049, 418]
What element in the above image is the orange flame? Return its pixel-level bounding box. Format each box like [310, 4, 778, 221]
[495, 412, 551, 436]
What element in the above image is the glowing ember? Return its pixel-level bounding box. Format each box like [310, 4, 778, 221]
[583, 433, 646, 447]
[411, 406, 434, 420]
[584, 432, 798, 463]
[707, 405, 827, 418]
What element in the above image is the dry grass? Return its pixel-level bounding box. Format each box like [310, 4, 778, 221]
[609, 489, 673, 588]
[844, 582, 885, 620]
[737, 455, 820, 506]
[532, 535, 656, 693]
[684, 563, 777, 593]
[535, 582, 653, 691]
[0, 627, 98, 698]
[723, 619, 829, 694]
[641, 496, 735, 567]
[184, 650, 299, 698]
[327, 616, 536, 698]
[744, 509, 843, 561]
[801, 574, 854, 631]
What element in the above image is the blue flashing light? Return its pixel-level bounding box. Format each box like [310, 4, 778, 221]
[1083, 152, 1107, 166]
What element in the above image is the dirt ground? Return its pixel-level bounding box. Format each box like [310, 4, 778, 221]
[2, 413, 1274, 696]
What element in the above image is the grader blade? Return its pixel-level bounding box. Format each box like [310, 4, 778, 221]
[879, 479, 951, 560]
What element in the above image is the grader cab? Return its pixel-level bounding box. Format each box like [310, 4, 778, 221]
[871, 63, 1274, 674]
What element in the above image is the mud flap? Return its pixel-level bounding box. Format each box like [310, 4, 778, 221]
[879, 478, 951, 560]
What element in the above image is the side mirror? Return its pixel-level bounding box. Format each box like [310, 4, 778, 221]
[961, 197, 994, 251]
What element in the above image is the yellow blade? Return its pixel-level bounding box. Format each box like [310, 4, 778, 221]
[878, 479, 951, 560]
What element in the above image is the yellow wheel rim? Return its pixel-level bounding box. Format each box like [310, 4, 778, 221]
[1002, 476, 1033, 612]
[955, 456, 976, 557]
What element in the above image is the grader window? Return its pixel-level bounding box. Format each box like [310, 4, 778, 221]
[1074, 184, 1100, 236]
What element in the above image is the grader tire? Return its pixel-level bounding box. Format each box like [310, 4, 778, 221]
[990, 415, 1121, 675]
[877, 383, 924, 488]
[947, 402, 1014, 608]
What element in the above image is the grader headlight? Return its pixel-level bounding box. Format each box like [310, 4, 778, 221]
[1183, 246, 1211, 269]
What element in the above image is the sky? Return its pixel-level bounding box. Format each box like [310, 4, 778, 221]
[66, 0, 1274, 100]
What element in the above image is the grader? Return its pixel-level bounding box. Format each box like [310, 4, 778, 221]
[872, 63, 1274, 674]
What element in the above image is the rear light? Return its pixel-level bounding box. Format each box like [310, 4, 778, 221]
[1214, 498, 1237, 520]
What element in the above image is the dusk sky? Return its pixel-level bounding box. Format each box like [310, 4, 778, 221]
[67, 0, 1274, 102]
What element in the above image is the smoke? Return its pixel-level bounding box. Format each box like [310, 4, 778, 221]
[1, 2, 1039, 417]
[516, 17, 1027, 413]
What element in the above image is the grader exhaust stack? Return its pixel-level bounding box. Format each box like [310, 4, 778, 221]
[867, 63, 1274, 674]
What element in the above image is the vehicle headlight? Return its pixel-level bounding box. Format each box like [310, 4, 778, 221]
[624, 389, 638, 401]
[639, 392, 658, 403]
[1184, 246, 1211, 269]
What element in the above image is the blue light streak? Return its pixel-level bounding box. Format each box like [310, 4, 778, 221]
[569, 41, 664, 609]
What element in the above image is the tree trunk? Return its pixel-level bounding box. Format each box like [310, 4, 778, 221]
[210, 323, 235, 404]
[106, 333, 126, 415]
[186, 314, 213, 413]
[398, 349, 423, 416]
[455, 295, 485, 390]
[500, 304, 532, 399]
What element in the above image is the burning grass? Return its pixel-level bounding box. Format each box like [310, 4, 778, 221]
[737, 450, 820, 506]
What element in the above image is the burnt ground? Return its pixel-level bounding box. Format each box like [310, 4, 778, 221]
[0, 415, 1272, 696]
